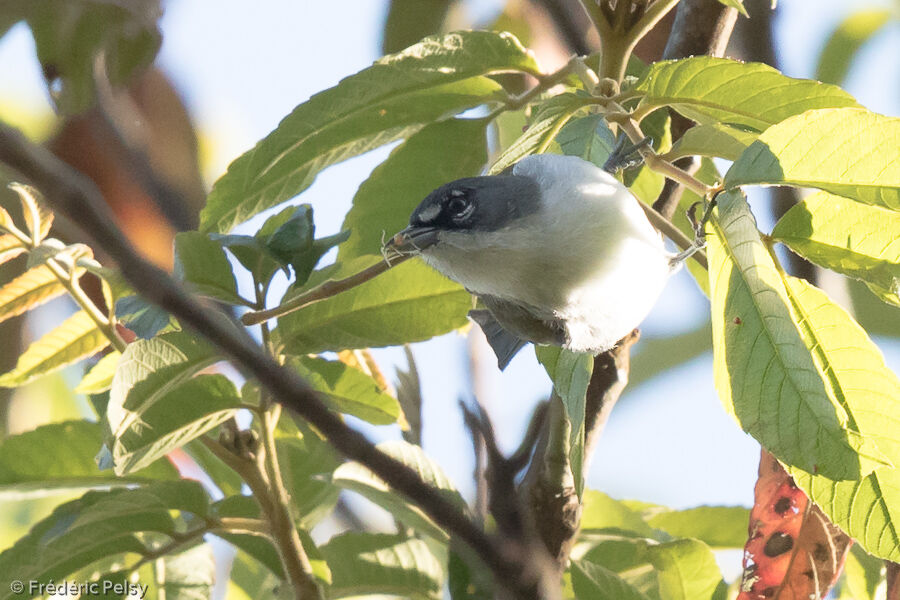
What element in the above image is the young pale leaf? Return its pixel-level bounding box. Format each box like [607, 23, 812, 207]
[707, 190, 890, 480]
[0, 264, 67, 324]
[0, 421, 176, 498]
[75, 350, 121, 394]
[815, 9, 892, 85]
[490, 93, 593, 173]
[320, 533, 444, 600]
[340, 117, 489, 260]
[714, 0, 748, 17]
[174, 231, 244, 304]
[571, 560, 652, 600]
[0, 480, 208, 600]
[772, 191, 900, 306]
[725, 108, 900, 211]
[0, 234, 25, 266]
[289, 356, 401, 425]
[107, 332, 220, 448]
[111, 374, 241, 475]
[839, 545, 885, 599]
[332, 440, 466, 543]
[642, 506, 749, 548]
[646, 539, 726, 600]
[662, 123, 758, 162]
[200, 31, 539, 233]
[536, 346, 593, 496]
[276, 256, 470, 354]
[9, 182, 53, 242]
[0, 310, 109, 388]
[634, 57, 859, 131]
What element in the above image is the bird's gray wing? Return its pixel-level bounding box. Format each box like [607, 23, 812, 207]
[469, 295, 567, 370]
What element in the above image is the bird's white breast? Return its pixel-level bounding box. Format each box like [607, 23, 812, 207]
[422, 154, 673, 352]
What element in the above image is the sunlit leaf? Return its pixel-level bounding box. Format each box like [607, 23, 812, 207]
[707, 190, 892, 480]
[647, 539, 726, 600]
[580, 489, 656, 537]
[635, 57, 859, 131]
[641, 506, 749, 548]
[0, 310, 109, 387]
[75, 350, 121, 394]
[816, 9, 892, 85]
[714, 0, 748, 17]
[200, 31, 540, 233]
[726, 108, 900, 211]
[772, 191, 900, 306]
[571, 560, 651, 600]
[0, 265, 67, 324]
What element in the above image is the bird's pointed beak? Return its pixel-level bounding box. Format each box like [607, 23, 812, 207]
[384, 226, 440, 254]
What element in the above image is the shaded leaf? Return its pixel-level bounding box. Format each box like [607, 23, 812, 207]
[772, 191, 899, 305]
[707, 190, 890, 480]
[838, 545, 884, 599]
[663, 123, 757, 162]
[320, 532, 444, 600]
[200, 31, 539, 233]
[276, 431, 341, 529]
[339, 117, 489, 260]
[635, 57, 859, 131]
[276, 256, 470, 354]
[154, 543, 215, 600]
[211, 496, 284, 578]
[556, 113, 617, 168]
[289, 356, 400, 425]
[816, 9, 892, 85]
[75, 350, 121, 394]
[725, 108, 900, 211]
[115, 294, 175, 339]
[382, 0, 454, 54]
[0, 264, 67, 324]
[0, 310, 109, 387]
[174, 231, 243, 304]
[571, 559, 652, 600]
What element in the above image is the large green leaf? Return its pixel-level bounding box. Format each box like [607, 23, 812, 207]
[0, 480, 209, 600]
[662, 123, 757, 162]
[276, 256, 470, 354]
[571, 560, 651, 600]
[772, 191, 900, 306]
[0, 264, 67, 324]
[0, 421, 176, 498]
[536, 346, 593, 496]
[339, 117, 489, 260]
[200, 31, 540, 233]
[707, 190, 891, 480]
[634, 57, 859, 131]
[331, 440, 465, 543]
[320, 533, 444, 600]
[276, 430, 341, 529]
[15, 0, 162, 114]
[580, 490, 656, 537]
[151, 543, 216, 600]
[838, 545, 885, 600]
[640, 506, 749, 548]
[645, 539, 726, 600]
[489, 93, 592, 174]
[382, 0, 454, 54]
[726, 108, 900, 211]
[111, 374, 242, 475]
[174, 231, 243, 304]
[815, 9, 892, 85]
[556, 113, 617, 168]
[0, 310, 109, 387]
[289, 356, 400, 425]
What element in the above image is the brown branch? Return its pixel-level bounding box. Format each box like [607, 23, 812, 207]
[652, 0, 739, 218]
[0, 123, 544, 600]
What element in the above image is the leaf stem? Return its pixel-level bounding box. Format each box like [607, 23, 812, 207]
[486, 59, 579, 122]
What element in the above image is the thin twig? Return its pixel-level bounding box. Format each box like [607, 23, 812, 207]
[0, 122, 541, 600]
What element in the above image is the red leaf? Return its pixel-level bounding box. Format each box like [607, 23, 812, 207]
[738, 449, 852, 600]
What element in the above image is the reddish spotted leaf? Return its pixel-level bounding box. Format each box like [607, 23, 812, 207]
[738, 449, 852, 600]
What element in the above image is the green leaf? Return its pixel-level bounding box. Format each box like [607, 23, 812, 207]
[0, 233, 25, 266]
[0, 480, 209, 600]
[707, 190, 891, 480]
[111, 374, 242, 475]
[571, 560, 652, 600]
[200, 31, 540, 233]
[635, 57, 860, 131]
[772, 191, 900, 305]
[21, 0, 162, 114]
[725, 108, 900, 211]
[580, 489, 656, 537]
[816, 9, 892, 85]
[184, 438, 243, 497]
[490, 93, 592, 173]
[211, 496, 285, 578]
[332, 440, 466, 543]
[174, 231, 244, 304]
[276, 256, 470, 354]
[115, 295, 175, 339]
[0, 421, 176, 497]
[714, 0, 748, 17]
[228, 551, 290, 600]
[0, 310, 109, 387]
[642, 506, 749, 548]
[838, 545, 884, 600]
[75, 350, 121, 394]
[0, 264, 67, 324]
[153, 543, 216, 600]
[339, 117, 489, 260]
[536, 346, 593, 496]
[556, 114, 617, 168]
[646, 539, 726, 600]
[662, 123, 757, 162]
[320, 532, 444, 600]
[382, 0, 454, 54]
[276, 431, 341, 529]
[289, 356, 400, 425]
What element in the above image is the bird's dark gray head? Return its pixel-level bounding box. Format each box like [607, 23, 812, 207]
[386, 174, 540, 253]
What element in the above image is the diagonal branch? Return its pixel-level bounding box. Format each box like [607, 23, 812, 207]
[0, 123, 544, 600]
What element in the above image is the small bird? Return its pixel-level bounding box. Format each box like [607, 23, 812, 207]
[386, 151, 690, 369]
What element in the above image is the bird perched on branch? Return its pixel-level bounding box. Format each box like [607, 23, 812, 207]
[386, 147, 696, 369]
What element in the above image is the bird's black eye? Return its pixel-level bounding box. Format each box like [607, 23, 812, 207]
[446, 191, 472, 219]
